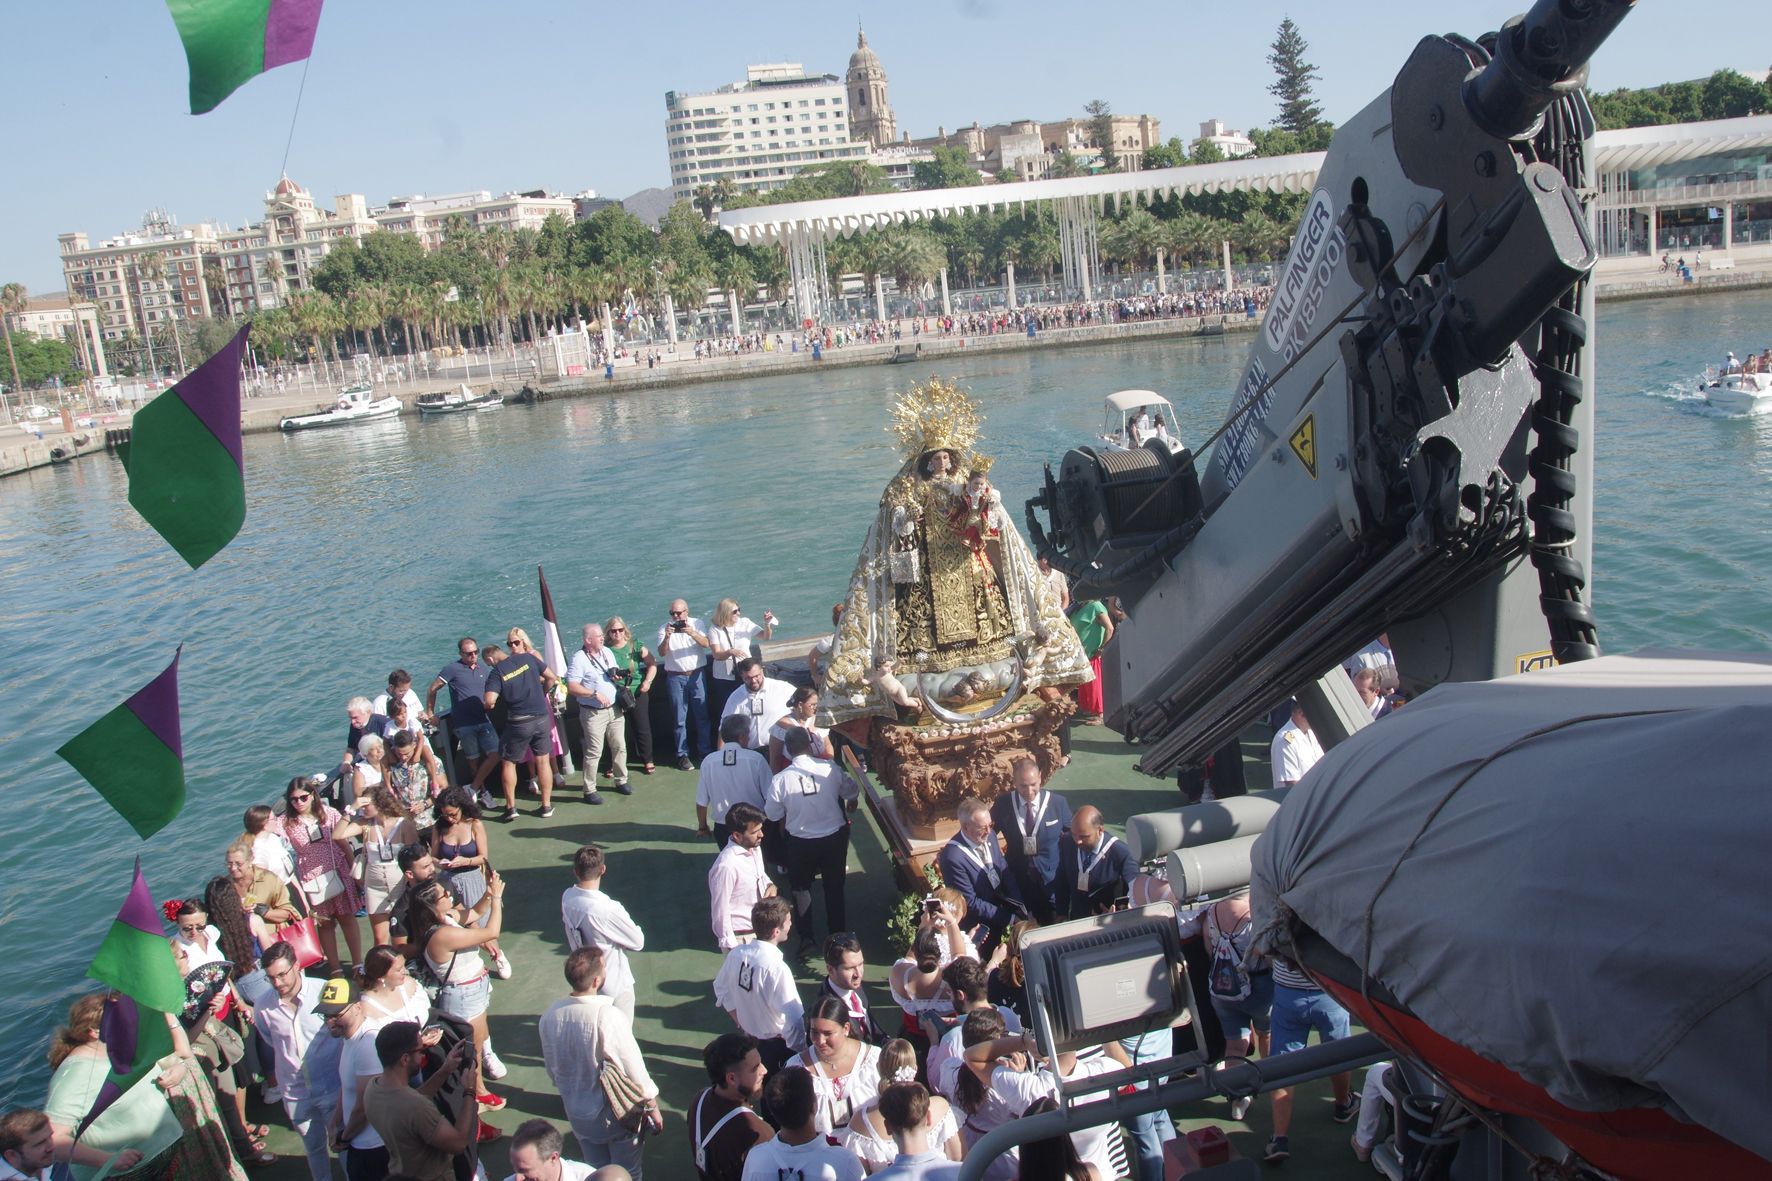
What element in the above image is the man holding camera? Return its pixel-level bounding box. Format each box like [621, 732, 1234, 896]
[657, 600, 714, 772]
[363, 1021, 480, 1181]
[568, 623, 629, 805]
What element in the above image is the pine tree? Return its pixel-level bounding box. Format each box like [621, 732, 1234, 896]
[1085, 99, 1119, 171]
[1267, 18, 1324, 135]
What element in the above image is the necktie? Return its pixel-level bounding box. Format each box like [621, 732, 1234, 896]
[1025, 799, 1036, 832]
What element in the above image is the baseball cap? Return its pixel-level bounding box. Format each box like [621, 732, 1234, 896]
[312, 976, 360, 1017]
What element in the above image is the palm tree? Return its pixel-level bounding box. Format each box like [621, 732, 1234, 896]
[203, 261, 228, 317]
[258, 255, 286, 307]
[346, 285, 389, 358]
[390, 285, 426, 359]
[135, 251, 166, 375]
[0, 281, 26, 409]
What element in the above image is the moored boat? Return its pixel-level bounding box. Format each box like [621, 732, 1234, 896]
[1701, 369, 1772, 415]
[416, 384, 504, 416]
[278, 383, 402, 431]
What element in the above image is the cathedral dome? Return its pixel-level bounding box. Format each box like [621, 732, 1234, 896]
[848, 29, 884, 78]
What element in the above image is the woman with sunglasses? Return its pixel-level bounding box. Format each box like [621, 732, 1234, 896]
[280, 777, 364, 975]
[405, 870, 509, 1115]
[707, 598, 775, 719]
[430, 787, 511, 979]
[604, 615, 657, 776]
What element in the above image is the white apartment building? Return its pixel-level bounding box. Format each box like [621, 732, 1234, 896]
[1193, 119, 1256, 160]
[58, 212, 220, 343]
[664, 63, 873, 203]
[4, 294, 76, 342]
[373, 189, 577, 250]
[214, 177, 378, 316]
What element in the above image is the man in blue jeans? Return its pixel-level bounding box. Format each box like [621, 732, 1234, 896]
[1264, 957, 1358, 1163]
[656, 599, 713, 771]
[426, 637, 499, 799]
[1119, 1029, 1178, 1181]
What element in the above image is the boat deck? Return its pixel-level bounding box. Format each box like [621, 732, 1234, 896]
[249, 727, 1377, 1180]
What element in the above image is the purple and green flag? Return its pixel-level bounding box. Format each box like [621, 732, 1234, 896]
[166, 0, 324, 115]
[81, 861, 182, 1125]
[119, 325, 247, 569]
[57, 648, 186, 840]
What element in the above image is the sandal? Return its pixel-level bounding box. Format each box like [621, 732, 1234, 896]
[234, 1140, 277, 1168]
[641, 763, 655, 775]
[245, 1124, 270, 1140]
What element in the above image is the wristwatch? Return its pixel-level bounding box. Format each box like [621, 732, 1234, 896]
[253, 904, 270, 918]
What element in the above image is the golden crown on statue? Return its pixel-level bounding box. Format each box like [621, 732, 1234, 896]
[890, 378, 985, 463]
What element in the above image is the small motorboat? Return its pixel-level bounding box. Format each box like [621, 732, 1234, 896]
[416, 384, 504, 416]
[1098, 389, 1187, 455]
[279, 383, 402, 431]
[1701, 369, 1772, 415]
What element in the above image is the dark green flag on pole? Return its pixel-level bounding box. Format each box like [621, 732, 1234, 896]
[119, 325, 247, 569]
[57, 648, 186, 839]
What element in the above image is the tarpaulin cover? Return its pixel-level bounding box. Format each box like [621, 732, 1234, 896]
[1250, 650, 1772, 1162]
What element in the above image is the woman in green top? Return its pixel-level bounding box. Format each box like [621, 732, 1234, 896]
[603, 615, 658, 775]
[1068, 599, 1115, 721]
[43, 993, 245, 1181]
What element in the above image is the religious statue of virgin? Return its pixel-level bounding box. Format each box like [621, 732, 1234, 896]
[822, 380, 1091, 727]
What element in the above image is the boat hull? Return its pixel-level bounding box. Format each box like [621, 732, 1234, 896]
[279, 399, 403, 431]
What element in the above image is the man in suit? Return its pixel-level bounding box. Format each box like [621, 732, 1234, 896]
[936, 796, 1026, 957]
[1059, 805, 1138, 918]
[989, 757, 1071, 924]
[816, 932, 885, 1045]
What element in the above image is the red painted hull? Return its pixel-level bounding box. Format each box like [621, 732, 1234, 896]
[1317, 978, 1772, 1180]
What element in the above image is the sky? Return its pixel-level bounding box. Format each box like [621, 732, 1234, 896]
[0, 1, 1760, 294]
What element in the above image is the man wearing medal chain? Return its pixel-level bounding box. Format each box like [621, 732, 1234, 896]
[935, 798, 1026, 958]
[1059, 806, 1138, 919]
[988, 757, 1071, 924]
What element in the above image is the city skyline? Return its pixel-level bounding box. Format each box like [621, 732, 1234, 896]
[1, 0, 1757, 293]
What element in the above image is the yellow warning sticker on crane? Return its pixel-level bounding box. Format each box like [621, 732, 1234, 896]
[1289, 415, 1318, 479]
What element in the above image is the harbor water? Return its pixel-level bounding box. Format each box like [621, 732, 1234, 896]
[3, 288, 1770, 1105]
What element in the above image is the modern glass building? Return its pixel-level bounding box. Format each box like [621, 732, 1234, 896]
[1592, 114, 1772, 259]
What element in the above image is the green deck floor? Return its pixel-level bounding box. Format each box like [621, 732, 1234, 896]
[250, 724, 1376, 1179]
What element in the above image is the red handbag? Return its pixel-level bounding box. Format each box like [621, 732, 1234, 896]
[277, 890, 327, 969]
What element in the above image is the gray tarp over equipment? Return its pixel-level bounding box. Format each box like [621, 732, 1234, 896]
[1250, 650, 1772, 1163]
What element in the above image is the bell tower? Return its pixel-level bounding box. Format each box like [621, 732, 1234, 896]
[846, 28, 896, 149]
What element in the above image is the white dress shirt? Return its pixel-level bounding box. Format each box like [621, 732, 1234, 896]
[539, 993, 658, 1134]
[765, 754, 858, 839]
[1270, 719, 1325, 788]
[656, 617, 710, 672]
[696, 746, 771, 824]
[713, 940, 805, 1051]
[561, 884, 645, 1001]
[709, 840, 773, 952]
[720, 677, 796, 748]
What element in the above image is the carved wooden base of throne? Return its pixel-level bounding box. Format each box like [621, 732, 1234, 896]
[868, 694, 1076, 832]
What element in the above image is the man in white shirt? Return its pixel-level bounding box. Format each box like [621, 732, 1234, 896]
[540, 948, 663, 1180]
[708, 803, 775, 953]
[504, 1118, 602, 1181]
[253, 943, 343, 1181]
[319, 976, 398, 1179]
[371, 670, 426, 724]
[869, 1082, 962, 1181]
[561, 846, 646, 1020]
[695, 717, 771, 847]
[712, 897, 805, 1072]
[927, 957, 1021, 1099]
[719, 659, 795, 750]
[1270, 698, 1325, 789]
[657, 599, 714, 770]
[764, 728, 859, 953]
[739, 1070, 862, 1181]
[567, 624, 629, 804]
[0, 1109, 140, 1180]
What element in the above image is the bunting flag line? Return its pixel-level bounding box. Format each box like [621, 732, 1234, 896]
[538, 565, 567, 678]
[81, 861, 183, 1127]
[57, 648, 187, 839]
[166, 0, 325, 115]
[119, 325, 248, 569]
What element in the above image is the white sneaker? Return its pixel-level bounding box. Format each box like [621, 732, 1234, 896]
[490, 949, 513, 979]
[261, 1082, 282, 1104]
[482, 1047, 508, 1080]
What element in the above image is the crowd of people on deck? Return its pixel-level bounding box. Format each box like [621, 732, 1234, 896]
[4, 573, 1403, 1181]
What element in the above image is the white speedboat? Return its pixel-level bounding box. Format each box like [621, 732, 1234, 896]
[1701, 370, 1772, 415]
[416, 384, 504, 416]
[279, 383, 403, 431]
[1098, 389, 1187, 454]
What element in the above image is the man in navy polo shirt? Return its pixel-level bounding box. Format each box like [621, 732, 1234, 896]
[426, 637, 500, 800]
[483, 640, 560, 821]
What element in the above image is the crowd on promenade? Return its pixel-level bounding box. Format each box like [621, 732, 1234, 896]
[3, 579, 1399, 1181]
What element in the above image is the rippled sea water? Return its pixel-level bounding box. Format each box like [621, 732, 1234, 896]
[3, 290, 1768, 1105]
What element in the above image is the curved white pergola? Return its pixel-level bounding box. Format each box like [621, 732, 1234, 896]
[715, 115, 1772, 322]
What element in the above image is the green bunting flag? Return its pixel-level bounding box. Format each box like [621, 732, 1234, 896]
[121, 325, 247, 569]
[166, 0, 325, 115]
[83, 862, 182, 1118]
[57, 649, 186, 840]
